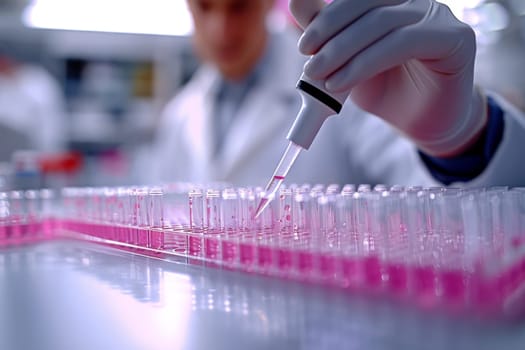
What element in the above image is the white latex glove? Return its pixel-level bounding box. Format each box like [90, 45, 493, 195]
[289, 0, 487, 157]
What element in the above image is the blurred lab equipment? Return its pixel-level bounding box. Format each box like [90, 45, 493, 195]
[441, 0, 525, 111]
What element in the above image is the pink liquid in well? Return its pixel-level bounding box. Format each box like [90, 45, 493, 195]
[100, 224, 109, 240]
[129, 227, 138, 244]
[386, 263, 408, 295]
[297, 251, 314, 276]
[341, 257, 360, 288]
[188, 234, 203, 257]
[319, 254, 337, 283]
[100, 224, 111, 239]
[411, 266, 438, 308]
[17, 224, 28, 241]
[27, 222, 39, 238]
[277, 248, 293, 272]
[118, 226, 128, 243]
[440, 270, 467, 305]
[239, 242, 255, 268]
[102, 224, 110, 240]
[95, 223, 105, 238]
[137, 228, 149, 247]
[258, 245, 273, 270]
[204, 237, 219, 260]
[77, 221, 86, 234]
[150, 229, 164, 250]
[0, 224, 7, 242]
[91, 223, 103, 238]
[164, 228, 188, 253]
[470, 274, 501, 314]
[3, 225, 12, 243]
[363, 256, 382, 289]
[499, 259, 525, 296]
[41, 219, 54, 238]
[222, 240, 238, 264]
[97, 223, 106, 239]
[11, 223, 22, 240]
[111, 225, 119, 241]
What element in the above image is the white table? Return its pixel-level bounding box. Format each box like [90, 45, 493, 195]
[1, 240, 524, 350]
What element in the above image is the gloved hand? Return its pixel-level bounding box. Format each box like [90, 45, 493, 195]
[289, 0, 487, 157]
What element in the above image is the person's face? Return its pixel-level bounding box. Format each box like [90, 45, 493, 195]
[187, 0, 274, 81]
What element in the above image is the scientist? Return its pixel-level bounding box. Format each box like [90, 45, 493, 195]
[150, 0, 525, 187]
[0, 40, 66, 161]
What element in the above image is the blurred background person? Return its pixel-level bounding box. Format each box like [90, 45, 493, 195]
[0, 38, 66, 162]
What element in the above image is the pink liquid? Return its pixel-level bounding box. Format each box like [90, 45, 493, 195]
[43, 218, 57, 238]
[137, 228, 149, 247]
[363, 256, 382, 289]
[77, 221, 85, 233]
[341, 257, 360, 288]
[470, 260, 522, 315]
[150, 229, 164, 250]
[65, 220, 73, 232]
[94, 223, 104, 238]
[386, 263, 408, 295]
[204, 237, 219, 259]
[499, 259, 525, 296]
[98, 223, 107, 238]
[411, 266, 438, 308]
[89, 223, 101, 238]
[221, 240, 238, 264]
[297, 251, 314, 276]
[17, 223, 28, 242]
[98, 223, 108, 238]
[511, 236, 525, 248]
[239, 242, 255, 269]
[103, 224, 111, 240]
[97, 223, 106, 239]
[4, 225, 12, 243]
[319, 254, 337, 283]
[470, 275, 501, 315]
[440, 270, 467, 305]
[102, 224, 110, 240]
[118, 226, 128, 243]
[163, 228, 188, 253]
[129, 227, 138, 244]
[110, 224, 119, 241]
[11, 222, 22, 240]
[72, 220, 81, 234]
[277, 248, 293, 272]
[188, 234, 203, 257]
[257, 245, 273, 271]
[27, 221, 39, 238]
[0, 224, 6, 243]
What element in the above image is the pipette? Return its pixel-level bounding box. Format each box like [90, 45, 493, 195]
[254, 75, 347, 218]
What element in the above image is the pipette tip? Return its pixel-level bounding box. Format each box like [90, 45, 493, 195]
[253, 197, 270, 219]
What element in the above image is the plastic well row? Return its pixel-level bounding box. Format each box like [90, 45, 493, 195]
[55, 184, 525, 317]
[2, 183, 525, 318]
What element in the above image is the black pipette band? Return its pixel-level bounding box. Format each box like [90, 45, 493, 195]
[296, 79, 342, 114]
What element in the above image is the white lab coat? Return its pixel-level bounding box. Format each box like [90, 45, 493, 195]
[0, 64, 65, 154]
[150, 30, 525, 188]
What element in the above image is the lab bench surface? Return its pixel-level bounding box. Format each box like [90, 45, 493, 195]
[1, 240, 524, 350]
